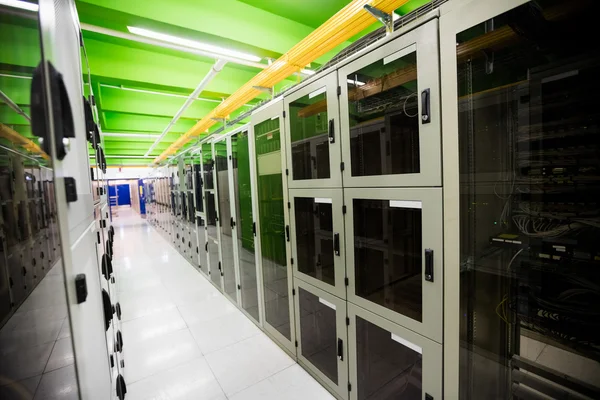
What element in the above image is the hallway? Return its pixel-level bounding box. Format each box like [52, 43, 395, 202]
[112, 208, 334, 400]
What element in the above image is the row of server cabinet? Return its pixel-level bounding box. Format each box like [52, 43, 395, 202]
[147, 0, 600, 399]
[0, 0, 127, 398]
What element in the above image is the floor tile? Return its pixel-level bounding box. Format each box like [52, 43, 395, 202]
[0, 342, 53, 383]
[57, 318, 71, 340]
[33, 365, 78, 400]
[189, 310, 261, 355]
[119, 289, 176, 322]
[0, 319, 63, 353]
[45, 337, 75, 372]
[126, 357, 226, 400]
[205, 334, 295, 396]
[126, 328, 203, 383]
[177, 296, 237, 327]
[0, 375, 41, 400]
[229, 364, 335, 400]
[122, 308, 187, 343]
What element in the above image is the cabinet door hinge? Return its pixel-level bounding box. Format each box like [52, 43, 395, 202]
[348, 382, 352, 392]
[283, 111, 286, 118]
[287, 202, 291, 209]
[290, 258, 294, 265]
[342, 205, 347, 214]
[295, 340, 298, 347]
[337, 86, 342, 96]
[285, 168, 289, 176]
[345, 277, 349, 286]
[292, 288, 296, 296]
[346, 317, 350, 326]
[340, 162, 345, 171]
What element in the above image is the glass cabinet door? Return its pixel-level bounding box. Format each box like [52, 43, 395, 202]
[441, 0, 600, 398]
[196, 216, 208, 276]
[294, 281, 348, 399]
[289, 188, 346, 298]
[284, 71, 341, 188]
[338, 19, 441, 188]
[250, 100, 295, 352]
[348, 303, 441, 400]
[214, 139, 238, 303]
[231, 129, 260, 323]
[344, 187, 443, 342]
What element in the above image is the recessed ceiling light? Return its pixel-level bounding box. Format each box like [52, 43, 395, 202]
[0, 0, 38, 12]
[127, 26, 261, 63]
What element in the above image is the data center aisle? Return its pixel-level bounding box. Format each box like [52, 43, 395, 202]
[112, 208, 333, 400]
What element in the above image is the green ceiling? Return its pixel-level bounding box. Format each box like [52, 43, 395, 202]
[0, 0, 429, 166]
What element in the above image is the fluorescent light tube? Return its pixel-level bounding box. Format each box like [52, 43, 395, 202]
[0, 0, 38, 12]
[301, 68, 316, 75]
[347, 78, 365, 86]
[127, 26, 261, 63]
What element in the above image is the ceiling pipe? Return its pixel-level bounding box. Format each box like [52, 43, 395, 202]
[0, 88, 31, 122]
[80, 23, 266, 71]
[144, 58, 227, 157]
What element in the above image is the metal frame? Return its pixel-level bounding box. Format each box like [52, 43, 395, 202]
[227, 124, 263, 325]
[338, 18, 441, 188]
[440, 0, 528, 396]
[249, 98, 296, 354]
[207, 139, 224, 292]
[289, 188, 346, 299]
[438, 0, 533, 397]
[293, 279, 348, 400]
[347, 302, 442, 400]
[343, 187, 443, 343]
[284, 71, 342, 189]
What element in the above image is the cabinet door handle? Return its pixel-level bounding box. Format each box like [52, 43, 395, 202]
[337, 338, 343, 361]
[425, 248, 434, 282]
[421, 88, 431, 124]
[285, 225, 290, 242]
[328, 119, 335, 143]
[333, 233, 340, 256]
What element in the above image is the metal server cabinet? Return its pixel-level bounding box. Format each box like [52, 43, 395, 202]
[37, 0, 117, 397]
[440, 0, 600, 398]
[249, 98, 295, 356]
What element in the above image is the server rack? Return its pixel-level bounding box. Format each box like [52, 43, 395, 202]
[440, 0, 600, 398]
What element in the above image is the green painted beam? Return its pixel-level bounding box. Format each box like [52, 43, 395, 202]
[78, 0, 352, 63]
[102, 111, 197, 132]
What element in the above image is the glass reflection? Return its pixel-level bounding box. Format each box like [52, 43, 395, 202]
[254, 117, 291, 340]
[347, 51, 420, 177]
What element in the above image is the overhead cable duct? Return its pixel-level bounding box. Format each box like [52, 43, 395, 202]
[144, 59, 227, 157]
[154, 0, 412, 164]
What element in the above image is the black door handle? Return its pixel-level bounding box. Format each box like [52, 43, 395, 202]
[253, 222, 256, 236]
[421, 88, 431, 124]
[333, 233, 340, 256]
[425, 248, 434, 282]
[328, 119, 335, 143]
[230, 217, 235, 229]
[337, 338, 343, 361]
[285, 225, 290, 242]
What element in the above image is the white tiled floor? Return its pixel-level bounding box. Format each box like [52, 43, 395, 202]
[0, 262, 77, 400]
[113, 208, 334, 399]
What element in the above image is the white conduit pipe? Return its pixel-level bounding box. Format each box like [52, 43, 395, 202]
[144, 59, 227, 156]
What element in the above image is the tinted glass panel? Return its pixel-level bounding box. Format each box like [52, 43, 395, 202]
[197, 216, 207, 274]
[289, 87, 330, 180]
[254, 117, 290, 340]
[457, 1, 600, 398]
[353, 199, 422, 322]
[356, 316, 422, 399]
[347, 50, 420, 177]
[294, 197, 334, 286]
[202, 143, 214, 190]
[0, 7, 78, 397]
[232, 131, 259, 321]
[299, 288, 338, 384]
[215, 142, 236, 299]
